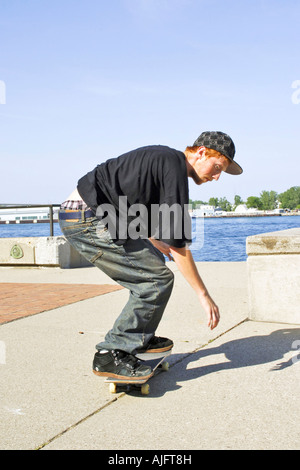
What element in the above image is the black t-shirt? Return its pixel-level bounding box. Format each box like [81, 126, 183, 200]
[77, 145, 191, 248]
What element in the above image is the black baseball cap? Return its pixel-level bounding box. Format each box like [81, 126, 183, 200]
[193, 131, 243, 175]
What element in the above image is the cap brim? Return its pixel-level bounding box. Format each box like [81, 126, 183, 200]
[225, 159, 243, 175]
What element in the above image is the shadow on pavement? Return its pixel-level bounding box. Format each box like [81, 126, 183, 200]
[138, 327, 300, 398]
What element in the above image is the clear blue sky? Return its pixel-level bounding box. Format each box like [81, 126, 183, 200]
[0, 0, 299, 205]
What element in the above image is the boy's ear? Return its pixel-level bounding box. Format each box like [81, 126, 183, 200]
[196, 146, 206, 160]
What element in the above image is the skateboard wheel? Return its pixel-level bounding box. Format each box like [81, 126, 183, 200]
[109, 383, 117, 394]
[141, 384, 150, 395]
[161, 361, 169, 371]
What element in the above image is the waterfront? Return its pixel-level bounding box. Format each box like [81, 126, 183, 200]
[0, 215, 299, 262]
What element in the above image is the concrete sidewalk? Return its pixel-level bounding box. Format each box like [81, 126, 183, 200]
[0, 262, 299, 450]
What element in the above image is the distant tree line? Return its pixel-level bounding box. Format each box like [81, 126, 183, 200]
[190, 186, 300, 211]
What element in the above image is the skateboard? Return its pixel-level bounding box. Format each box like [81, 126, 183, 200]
[104, 349, 172, 395]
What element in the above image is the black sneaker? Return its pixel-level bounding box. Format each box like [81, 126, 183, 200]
[136, 336, 174, 354]
[93, 349, 153, 380]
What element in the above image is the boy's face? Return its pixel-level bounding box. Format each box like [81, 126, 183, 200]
[191, 148, 229, 185]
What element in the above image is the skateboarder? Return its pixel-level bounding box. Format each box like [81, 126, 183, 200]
[59, 131, 243, 381]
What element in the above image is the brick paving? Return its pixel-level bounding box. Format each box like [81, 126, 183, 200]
[0, 283, 123, 325]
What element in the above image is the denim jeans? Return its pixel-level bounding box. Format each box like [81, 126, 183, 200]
[59, 210, 174, 354]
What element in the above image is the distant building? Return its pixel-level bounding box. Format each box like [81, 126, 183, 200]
[0, 207, 59, 222]
[234, 204, 248, 214]
[192, 205, 215, 217]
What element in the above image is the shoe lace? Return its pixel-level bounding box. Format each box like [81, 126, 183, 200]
[115, 350, 139, 369]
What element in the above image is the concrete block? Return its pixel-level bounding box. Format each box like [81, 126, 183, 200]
[0, 237, 92, 268]
[247, 228, 300, 255]
[56, 238, 92, 269]
[247, 254, 300, 323]
[247, 228, 300, 324]
[0, 238, 36, 265]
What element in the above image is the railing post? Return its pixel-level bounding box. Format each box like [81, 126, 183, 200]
[49, 205, 54, 236]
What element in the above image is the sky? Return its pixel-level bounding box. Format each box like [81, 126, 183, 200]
[0, 0, 299, 205]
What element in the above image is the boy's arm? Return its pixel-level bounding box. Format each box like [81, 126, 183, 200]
[149, 239, 220, 330]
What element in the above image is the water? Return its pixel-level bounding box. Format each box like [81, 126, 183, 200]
[0, 216, 299, 262]
[191, 216, 300, 261]
[0, 223, 62, 239]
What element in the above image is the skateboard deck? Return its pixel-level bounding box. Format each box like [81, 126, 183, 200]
[104, 349, 172, 395]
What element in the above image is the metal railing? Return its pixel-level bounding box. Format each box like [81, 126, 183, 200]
[0, 204, 61, 236]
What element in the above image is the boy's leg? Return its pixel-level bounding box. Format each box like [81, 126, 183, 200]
[96, 236, 174, 354]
